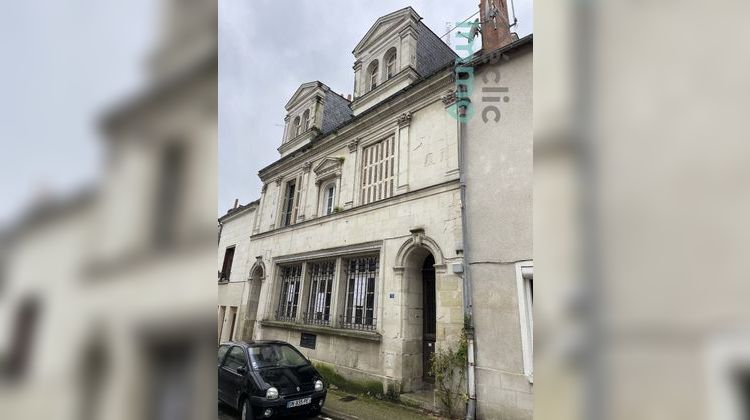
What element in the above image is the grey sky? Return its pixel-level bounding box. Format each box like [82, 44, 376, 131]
[219, 0, 533, 215]
[0, 0, 157, 226]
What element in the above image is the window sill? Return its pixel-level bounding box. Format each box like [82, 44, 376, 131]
[259, 320, 382, 342]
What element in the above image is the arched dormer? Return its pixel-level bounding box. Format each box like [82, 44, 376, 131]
[350, 7, 456, 116]
[278, 81, 352, 158]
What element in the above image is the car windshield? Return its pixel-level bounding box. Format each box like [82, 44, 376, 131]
[248, 344, 309, 369]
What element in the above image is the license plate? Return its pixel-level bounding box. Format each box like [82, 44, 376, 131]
[286, 397, 312, 408]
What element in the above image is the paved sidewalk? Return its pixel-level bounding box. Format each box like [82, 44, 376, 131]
[322, 389, 444, 420]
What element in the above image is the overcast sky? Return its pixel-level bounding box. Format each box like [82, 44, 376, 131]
[0, 0, 157, 226]
[219, 0, 533, 215]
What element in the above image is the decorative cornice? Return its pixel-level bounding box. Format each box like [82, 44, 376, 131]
[347, 139, 359, 153]
[397, 112, 412, 127]
[274, 177, 283, 186]
[441, 90, 457, 107]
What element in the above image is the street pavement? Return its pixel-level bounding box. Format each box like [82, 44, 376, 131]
[218, 402, 336, 420]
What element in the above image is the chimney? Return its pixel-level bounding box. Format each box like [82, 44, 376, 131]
[479, 0, 513, 52]
[233, 198, 239, 209]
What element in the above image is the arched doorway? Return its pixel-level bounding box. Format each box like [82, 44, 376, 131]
[421, 254, 436, 384]
[401, 246, 438, 391]
[244, 265, 264, 340]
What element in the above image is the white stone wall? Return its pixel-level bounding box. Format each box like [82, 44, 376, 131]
[218, 206, 257, 341]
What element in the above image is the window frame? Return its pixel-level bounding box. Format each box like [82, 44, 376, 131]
[359, 136, 396, 205]
[385, 48, 397, 79]
[367, 60, 379, 92]
[515, 260, 534, 382]
[275, 264, 303, 322]
[220, 246, 236, 282]
[323, 182, 336, 215]
[303, 259, 337, 325]
[341, 255, 379, 330]
[280, 178, 299, 227]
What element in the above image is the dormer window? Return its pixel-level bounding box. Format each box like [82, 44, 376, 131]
[385, 48, 397, 79]
[302, 109, 310, 131]
[367, 60, 379, 92]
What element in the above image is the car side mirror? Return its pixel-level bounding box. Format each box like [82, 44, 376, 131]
[236, 366, 247, 375]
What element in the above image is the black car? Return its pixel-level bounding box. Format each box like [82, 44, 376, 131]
[218, 340, 327, 419]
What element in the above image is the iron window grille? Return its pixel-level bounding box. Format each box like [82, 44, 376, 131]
[276, 264, 302, 322]
[304, 260, 335, 325]
[342, 256, 378, 330]
[360, 137, 395, 205]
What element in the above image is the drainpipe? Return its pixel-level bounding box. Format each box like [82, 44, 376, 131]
[457, 104, 477, 420]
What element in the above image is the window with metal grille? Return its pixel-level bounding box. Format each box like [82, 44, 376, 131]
[360, 137, 395, 205]
[342, 256, 378, 330]
[304, 260, 335, 325]
[276, 264, 302, 322]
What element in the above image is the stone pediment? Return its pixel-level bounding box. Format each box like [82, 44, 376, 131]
[313, 157, 344, 182]
[285, 81, 322, 110]
[352, 7, 420, 55]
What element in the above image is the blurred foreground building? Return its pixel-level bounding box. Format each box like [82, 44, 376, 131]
[0, 1, 217, 419]
[218, 2, 533, 418]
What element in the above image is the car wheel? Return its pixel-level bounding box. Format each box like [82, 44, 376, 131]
[240, 398, 253, 420]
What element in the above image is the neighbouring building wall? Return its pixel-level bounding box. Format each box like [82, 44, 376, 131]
[218, 204, 258, 342]
[464, 41, 533, 420]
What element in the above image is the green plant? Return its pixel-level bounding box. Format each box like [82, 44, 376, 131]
[332, 206, 344, 213]
[430, 320, 470, 418]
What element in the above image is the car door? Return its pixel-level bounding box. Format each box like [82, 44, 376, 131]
[217, 345, 231, 403]
[219, 346, 249, 409]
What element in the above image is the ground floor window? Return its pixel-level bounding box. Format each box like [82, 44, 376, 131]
[342, 256, 378, 330]
[273, 253, 380, 330]
[276, 264, 302, 321]
[304, 260, 335, 325]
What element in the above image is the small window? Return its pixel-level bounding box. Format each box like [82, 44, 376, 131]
[342, 256, 378, 330]
[276, 264, 303, 322]
[385, 48, 397, 79]
[324, 183, 336, 215]
[302, 109, 310, 131]
[517, 262, 534, 381]
[304, 260, 335, 325]
[220, 246, 235, 282]
[292, 116, 301, 137]
[367, 60, 379, 92]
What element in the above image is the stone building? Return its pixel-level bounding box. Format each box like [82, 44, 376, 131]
[223, 6, 468, 398]
[220, 3, 534, 419]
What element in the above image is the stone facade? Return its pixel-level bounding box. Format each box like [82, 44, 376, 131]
[222, 7, 468, 397]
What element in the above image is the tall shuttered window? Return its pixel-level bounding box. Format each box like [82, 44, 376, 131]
[360, 137, 395, 205]
[342, 256, 378, 330]
[304, 260, 335, 325]
[276, 264, 302, 322]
